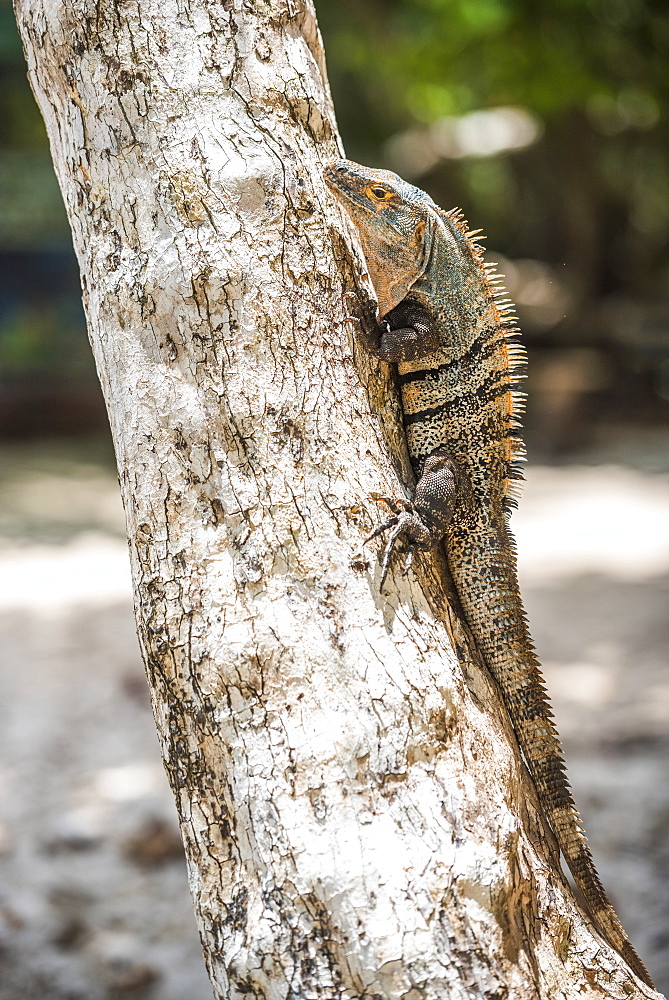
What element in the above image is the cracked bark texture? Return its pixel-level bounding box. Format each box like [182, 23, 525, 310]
[14, 2, 662, 998]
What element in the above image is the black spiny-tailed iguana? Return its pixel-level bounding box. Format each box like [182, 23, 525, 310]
[324, 158, 653, 989]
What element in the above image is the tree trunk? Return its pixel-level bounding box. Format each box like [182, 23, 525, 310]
[14, 1, 661, 997]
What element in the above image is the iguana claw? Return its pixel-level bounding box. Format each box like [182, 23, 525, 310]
[364, 501, 437, 592]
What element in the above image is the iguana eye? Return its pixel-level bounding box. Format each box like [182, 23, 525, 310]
[367, 186, 391, 202]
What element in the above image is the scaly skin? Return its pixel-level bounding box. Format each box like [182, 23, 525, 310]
[324, 158, 654, 989]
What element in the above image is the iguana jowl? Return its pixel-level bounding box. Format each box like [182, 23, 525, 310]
[324, 158, 653, 989]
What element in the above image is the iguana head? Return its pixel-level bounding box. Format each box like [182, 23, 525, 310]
[324, 159, 434, 317]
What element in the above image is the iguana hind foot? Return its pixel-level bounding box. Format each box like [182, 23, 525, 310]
[365, 453, 460, 591]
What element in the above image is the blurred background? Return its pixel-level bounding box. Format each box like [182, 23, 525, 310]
[0, 0, 668, 996]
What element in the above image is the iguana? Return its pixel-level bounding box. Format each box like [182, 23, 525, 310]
[324, 158, 654, 989]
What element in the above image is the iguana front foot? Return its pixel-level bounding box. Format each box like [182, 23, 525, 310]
[377, 301, 440, 363]
[364, 453, 460, 591]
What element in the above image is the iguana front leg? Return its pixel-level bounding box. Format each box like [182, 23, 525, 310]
[365, 453, 460, 590]
[377, 300, 440, 363]
[345, 290, 439, 363]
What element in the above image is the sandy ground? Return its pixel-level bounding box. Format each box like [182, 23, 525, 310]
[0, 435, 667, 998]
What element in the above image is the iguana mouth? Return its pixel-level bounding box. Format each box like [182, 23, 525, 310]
[323, 160, 375, 216]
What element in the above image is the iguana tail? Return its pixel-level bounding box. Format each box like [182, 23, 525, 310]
[448, 521, 654, 989]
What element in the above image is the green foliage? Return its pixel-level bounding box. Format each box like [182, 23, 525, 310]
[316, 0, 669, 431]
[0, 4, 85, 394]
[0, 0, 667, 425]
[0, 2, 70, 246]
[316, 0, 669, 292]
[0, 152, 70, 247]
[1, 300, 90, 377]
[317, 0, 669, 128]
[0, 3, 23, 62]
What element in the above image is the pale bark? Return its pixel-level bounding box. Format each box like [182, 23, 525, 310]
[14, 2, 661, 998]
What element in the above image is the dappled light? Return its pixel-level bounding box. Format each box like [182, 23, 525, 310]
[385, 106, 542, 178]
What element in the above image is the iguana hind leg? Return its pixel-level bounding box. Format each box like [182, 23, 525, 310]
[365, 452, 460, 590]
